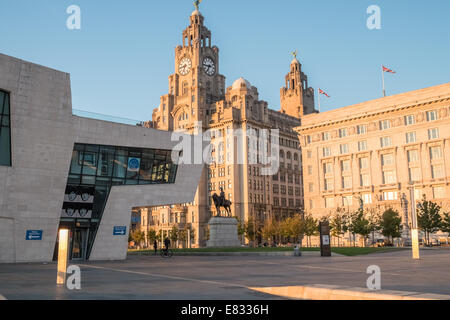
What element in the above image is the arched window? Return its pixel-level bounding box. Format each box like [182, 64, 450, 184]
[286, 152, 291, 160]
[293, 153, 299, 161]
[280, 150, 285, 159]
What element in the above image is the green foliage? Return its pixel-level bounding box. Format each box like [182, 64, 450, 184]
[147, 229, 157, 243]
[441, 213, 450, 234]
[169, 226, 179, 243]
[244, 219, 257, 242]
[130, 229, 145, 247]
[380, 209, 403, 241]
[417, 198, 442, 244]
[352, 210, 371, 239]
[304, 214, 318, 237]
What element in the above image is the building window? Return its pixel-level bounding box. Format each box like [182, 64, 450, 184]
[342, 176, 352, 189]
[433, 186, 446, 199]
[362, 193, 372, 204]
[359, 157, 369, 170]
[380, 136, 392, 148]
[358, 141, 367, 151]
[324, 162, 333, 174]
[323, 147, 331, 157]
[307, 165, 313, 175]
[360, 174, 370, 187]
[426, 110, 438, 122]
[339, 128, 348, 138]
[430, 146, 443, 160]
[406, 132, 417, 144]
[306, 136, 312, 144]
[383, 191, 398, 201]
[409, 167, 421, 182]
[307, 150, 312, 159]
[341, 160, 350, 172]
[308, 183, 314, 193]
[342, 196, 353, 206]
[325, 197, 334, 208]
[405, 115, 415, 126]
[309, 199, 314, 209]
[381, 153, 394, 166]
[0, 90, 11, 166]
[273, 184, 279, 194]
[383, 170, 397, 184]
[340, 144, 349, 154]
[428, 128, 439, 140]
[432, 165, 445, 179]
[407, 150, 419, 163]
[380, 120, 391, 130]
[324, 179, 334, 191]
[322, 132, 330, 141]
[357, 125, 367, 135]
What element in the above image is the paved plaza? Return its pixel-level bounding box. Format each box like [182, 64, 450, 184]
[0, 248, 449, 300]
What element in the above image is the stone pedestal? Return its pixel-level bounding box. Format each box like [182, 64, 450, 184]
[207, 217, 241, 248]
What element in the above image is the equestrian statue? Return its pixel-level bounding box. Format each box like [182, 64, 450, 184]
[212, 187, 232, 217]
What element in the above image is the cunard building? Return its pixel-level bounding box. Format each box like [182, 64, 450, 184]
[139, 6, 316, 247]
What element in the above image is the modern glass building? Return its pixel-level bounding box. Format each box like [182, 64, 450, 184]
[55, 143, 178, 261]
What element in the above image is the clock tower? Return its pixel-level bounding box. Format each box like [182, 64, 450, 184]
[153, 7, 226, 132]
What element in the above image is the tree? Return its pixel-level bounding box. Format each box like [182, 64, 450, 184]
[303, 214, 318, 247]
[441, 213, 450, 234]
[287, 214, 306, 245]
[147, 228, 157, 245]
[352, 209, 371, 247]
[330, 208, 345, 247]
[366, 208, 381, 247]
[261, 219, 276, 244]
[244, 219, 257, 246]
[169, 226, 179, 247]
[417, 198, 442, 245]
[178, 229, 187, 248]
[380, 209, 402, 244]
[130, 229, 145, 249]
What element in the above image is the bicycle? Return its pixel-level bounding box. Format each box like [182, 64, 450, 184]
[160, 248, 173, 258]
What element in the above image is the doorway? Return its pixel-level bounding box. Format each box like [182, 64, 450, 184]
[71, 228, 89, 261]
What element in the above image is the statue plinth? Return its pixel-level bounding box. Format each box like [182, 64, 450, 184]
[207, 217, 241, 248]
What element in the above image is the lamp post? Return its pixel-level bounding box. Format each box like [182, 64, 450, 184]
[409, 182, 420, 260]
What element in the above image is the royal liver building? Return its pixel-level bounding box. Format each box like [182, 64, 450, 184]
[139, 6, 316, 248]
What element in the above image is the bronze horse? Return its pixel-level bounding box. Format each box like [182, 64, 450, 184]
[212, 193, 232, 217]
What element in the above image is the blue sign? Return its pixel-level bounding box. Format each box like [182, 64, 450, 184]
[127, 158, 141, 172]
[113, 226, 127, 236]
[26, 230, 43, 241]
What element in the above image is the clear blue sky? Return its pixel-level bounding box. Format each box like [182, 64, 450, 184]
[1, 0, 449, 121]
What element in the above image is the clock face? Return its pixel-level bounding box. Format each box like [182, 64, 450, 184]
[179, 57, 192, 76]
[203, 57, 216, 76]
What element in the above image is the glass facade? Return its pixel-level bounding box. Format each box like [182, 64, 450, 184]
[0, 90, 11, 166]
[55, 143, 178, 261]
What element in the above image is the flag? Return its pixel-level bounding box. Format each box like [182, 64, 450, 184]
[319, 88, 330, 98]
[382, 66, 396, 74]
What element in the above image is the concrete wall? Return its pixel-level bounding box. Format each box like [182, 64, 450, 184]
[0, 53, 74, 263]
[0, 53, 204, 263]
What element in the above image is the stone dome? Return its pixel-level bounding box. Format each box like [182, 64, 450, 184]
[232, 77, 252, 90]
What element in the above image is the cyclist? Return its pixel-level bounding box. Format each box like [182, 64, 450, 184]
[164, 237, 171, 254]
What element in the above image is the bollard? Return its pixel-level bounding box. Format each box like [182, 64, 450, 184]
[57, 229, 69, 286]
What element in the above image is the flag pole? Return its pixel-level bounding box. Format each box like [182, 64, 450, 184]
[382, 65, 386, 97]
[318, 88, 321, 113]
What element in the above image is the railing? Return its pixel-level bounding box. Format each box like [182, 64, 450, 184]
[72, 108, 149, 126]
